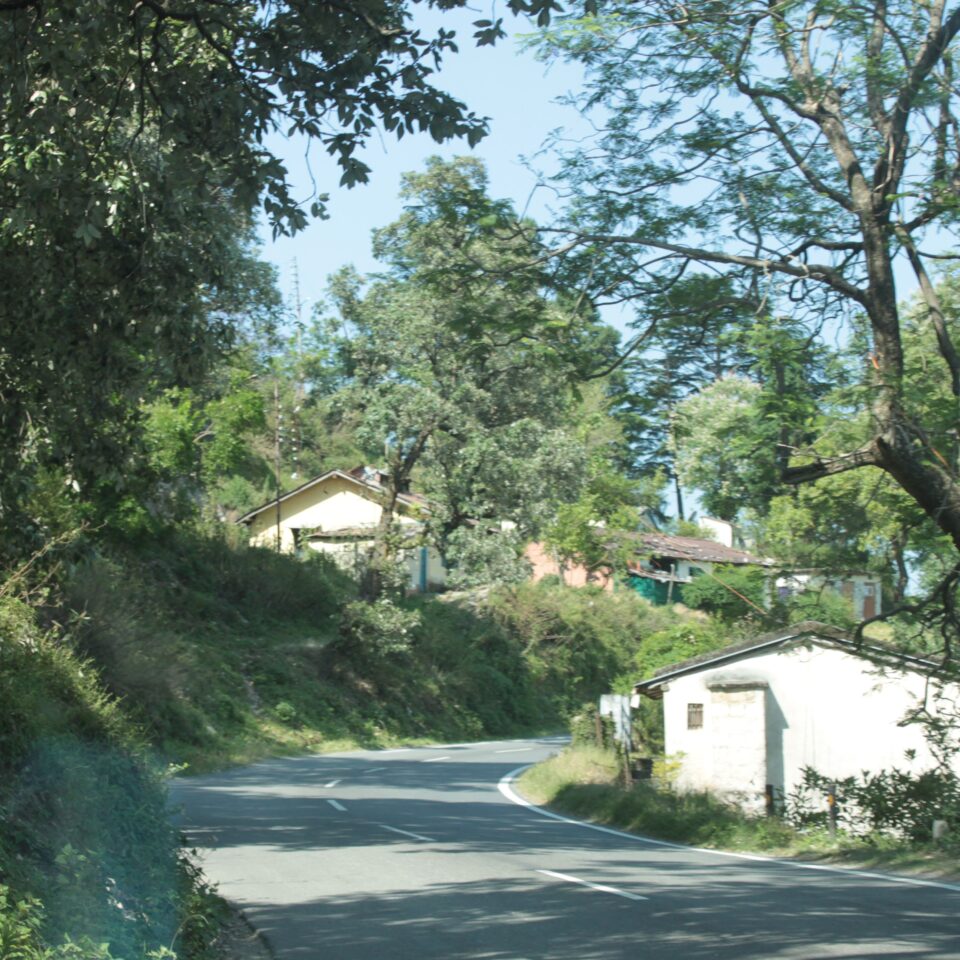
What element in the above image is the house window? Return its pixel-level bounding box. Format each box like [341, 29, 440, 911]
[687, 703, 704, 729]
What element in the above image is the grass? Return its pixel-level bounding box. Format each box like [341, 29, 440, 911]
[518, 746, 960, 881]
[0, 597, 226, 959]
[0, 526, 727, 956]
[61, 537, 702, 774]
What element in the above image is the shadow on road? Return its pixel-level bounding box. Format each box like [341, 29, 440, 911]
[170, 751, 960, 960]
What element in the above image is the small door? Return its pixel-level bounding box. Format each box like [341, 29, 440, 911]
[862, 583, 876, 619]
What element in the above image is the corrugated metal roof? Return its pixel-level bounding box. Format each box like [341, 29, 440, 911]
[639, 532, 770, 565]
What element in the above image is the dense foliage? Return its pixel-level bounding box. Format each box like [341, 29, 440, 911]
[0, 598, 224, 959]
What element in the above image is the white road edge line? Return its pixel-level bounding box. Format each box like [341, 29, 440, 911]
[421, 756, 451, 763]
[537, 869, 648, 901]
[495, 748, 532, 754]
[379, 824, 437, 843]
[324, 780, 341, 788]
[326, 799, 347, 812]
[499, 767, 960, 895]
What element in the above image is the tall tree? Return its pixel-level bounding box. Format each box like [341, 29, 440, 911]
[0, 0, 573, 552]
[619, 275, 759, 515]
[534, 2, 960, 562]
[323, 158, 612, 595]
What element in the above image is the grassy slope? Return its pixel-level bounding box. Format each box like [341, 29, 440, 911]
[0, 597, 225, 959]
[65, 534, 692, 773]
[0, 528, 711, 956]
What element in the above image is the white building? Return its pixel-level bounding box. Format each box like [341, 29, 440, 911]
[775, 570, 882, 620]
[634, 622, 958, 813]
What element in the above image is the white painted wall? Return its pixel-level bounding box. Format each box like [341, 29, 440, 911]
[775, 572, 882, 619]
[699, 517, 735, 548]
[661, 641, 958, 808]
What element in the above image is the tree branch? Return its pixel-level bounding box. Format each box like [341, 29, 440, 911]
[896, 224, 960, 398]
[544, 232, 868, 303]
[782, 443, 880, 485]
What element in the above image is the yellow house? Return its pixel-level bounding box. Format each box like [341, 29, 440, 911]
[236, 466, 446, 592]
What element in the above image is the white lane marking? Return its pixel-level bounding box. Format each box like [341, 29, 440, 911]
[538, 869, 647, 901]
[495, 748, 532, 754]
[378, 748, 413, 754]
[379, 824, 437, 843]
[324, 780, 341, 788]
[421, 756, 451, 763]
[499, 768, 960, 895]
[364, 767, 387, 774]
[327, 799, 347, 812]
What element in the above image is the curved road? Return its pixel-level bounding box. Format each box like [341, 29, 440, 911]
[170, 737, 960, 959]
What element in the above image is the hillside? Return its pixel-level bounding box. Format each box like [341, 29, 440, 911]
[0, 529, 711, 958]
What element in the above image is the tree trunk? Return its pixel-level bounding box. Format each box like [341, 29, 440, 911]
[361, 473, 401, 601]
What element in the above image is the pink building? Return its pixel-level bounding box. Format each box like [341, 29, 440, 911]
[524, 540, 616, 591]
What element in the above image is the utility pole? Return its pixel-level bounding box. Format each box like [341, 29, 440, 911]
[274, 379, 282, 553]
[290, 257, 304, 481]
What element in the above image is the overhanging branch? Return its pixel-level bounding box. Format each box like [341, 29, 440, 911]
[544, 232, 868, 304]
[782, 443, 880, 484]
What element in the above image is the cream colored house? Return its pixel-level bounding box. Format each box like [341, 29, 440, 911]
[634, 622, 959, 814]
[237, 467, 446, 592]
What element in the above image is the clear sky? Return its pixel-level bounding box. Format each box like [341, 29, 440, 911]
[261, 6, 590, 323]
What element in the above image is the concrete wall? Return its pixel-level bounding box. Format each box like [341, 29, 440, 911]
[245, 475, 444, 591]
[524, 540, 615, 591]
[247, 475, 412, 551]
[661, 642, 958, 808]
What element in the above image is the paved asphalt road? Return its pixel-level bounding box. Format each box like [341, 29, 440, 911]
[170, 737, 960, 959]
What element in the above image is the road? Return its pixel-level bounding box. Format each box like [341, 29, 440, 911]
[170, 737, 960, 959]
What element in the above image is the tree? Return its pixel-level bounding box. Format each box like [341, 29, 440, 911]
[671, 376, 774, 521]
[668, 315, 830, 520]
[616, 275, 754, 516]
[323, 158, 610, 595]
[534, 2, 960, 569]
[0, 0, 575, 555]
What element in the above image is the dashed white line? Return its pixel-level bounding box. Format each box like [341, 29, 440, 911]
[495, 748, 532, 754]
[421, 756, 451, 763]
[326, 799, 347, 812]
[537, 869, 648, 901]
[324, 779, 341, 788]
[379, 825, 436, 843]
[364, 767, 387, 774]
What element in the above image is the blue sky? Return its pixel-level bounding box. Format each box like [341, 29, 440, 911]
[261, 6, 589, 323]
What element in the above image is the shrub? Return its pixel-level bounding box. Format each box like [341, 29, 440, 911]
[681, 565, 767, 622]
[273, 701, 299, 725]
[787, 763, 960, 842]
[569, 703, 615, 749]
[337, 598, 422, 660]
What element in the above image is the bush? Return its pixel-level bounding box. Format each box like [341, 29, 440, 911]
[681, 564, 768, 622]
[787, 764, 960, 842]
[273, 701, 299, 725]
[569, 704, 615, 749]
[337, 597, 422, 660]
[0, 598, 223, 958]
[487, 580, 677, 715]
[779, 587, 856, 631]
